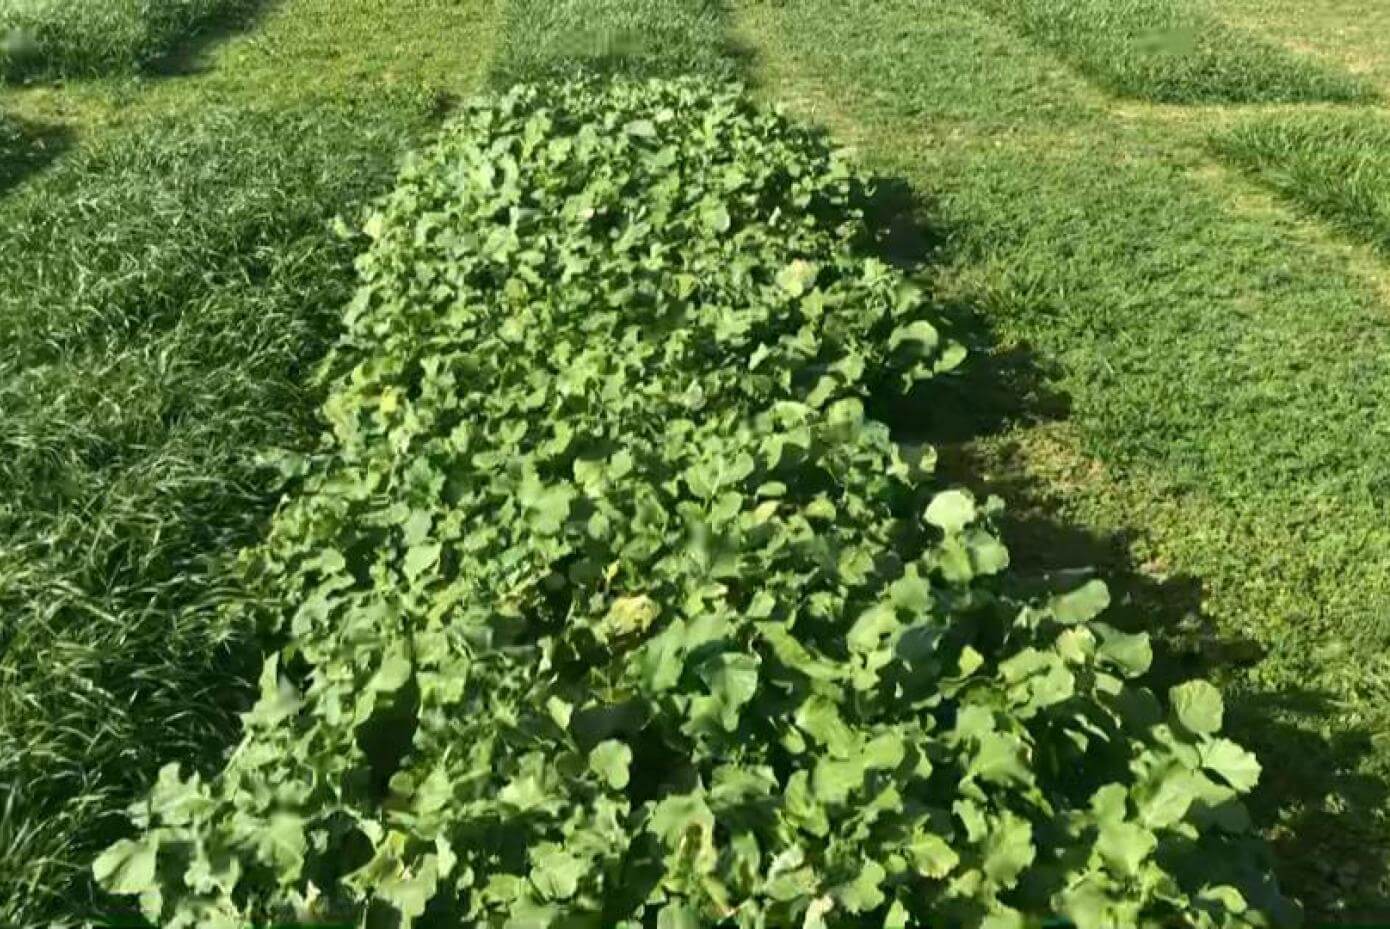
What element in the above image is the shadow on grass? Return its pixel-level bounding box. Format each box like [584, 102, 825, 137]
[150, 0, 278, 78]
[857, 168, 1390, 921]
[0, 113, 71, 195]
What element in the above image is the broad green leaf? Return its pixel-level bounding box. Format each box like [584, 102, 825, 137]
[775, 260, 819, 297]
[602, 595, 660, 639]
[812, 757, 864, 805]
[649, 793, 714, 849]
[795, 696, 856, 756]
[1200, 738, 1261, 791]
[1139, 767, 1198, 828]
[1096, 821, 1156, 877]
[658, 903, 701, 929]
[588, 740, 633, 790]
[834, 859, 885, 913]
[908, 832, 959, 878]
[969, 731, 1032, 787]
[403, 542, 441, 582]
[924, 489, 976, 533]
[93, 837, 160, 895]
[530, 846, 586, 901]
[371, 646, 412, 693]
[982, 812, 1035, 886]
[1170, 680, 1224, 735]
[888, 320, 940, 355]
[1051, 580, 1111, 624]
[1096, 625, 1152, 677]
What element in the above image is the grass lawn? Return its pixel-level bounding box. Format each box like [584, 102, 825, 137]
[1214, 111, 1390, 254]
[737, 0, 1390, 918]
[0, 1, 496, 924]
[1222, 0, 1390, 96]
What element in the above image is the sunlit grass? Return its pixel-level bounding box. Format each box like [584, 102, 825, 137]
[976, 0, 1375, 103]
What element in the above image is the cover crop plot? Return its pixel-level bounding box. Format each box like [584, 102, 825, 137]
[99, 78, 1292, 929]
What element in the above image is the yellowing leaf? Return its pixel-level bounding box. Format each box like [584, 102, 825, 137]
[602, 595, 660, 639]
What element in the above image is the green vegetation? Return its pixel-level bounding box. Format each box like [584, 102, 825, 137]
[98, 76, 1290, 929]
[3, 0, 1389, 924]
[0, 0, 255, 79]
[1220, 0, 1390, 95]
[1214, 111, 1390, 253]
[492, 0, 737, 84]
[975, 0, 1374, 103]
[738, 0, 1390, 917]
[0, 0, 497, 923]
[0, 98, 442, 929]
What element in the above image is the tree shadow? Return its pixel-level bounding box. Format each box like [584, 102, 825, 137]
[856, 166, 1390, 921]
[148, 0, 278, 78]
[0, 112, 71, 196]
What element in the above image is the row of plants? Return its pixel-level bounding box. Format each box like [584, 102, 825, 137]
[97, 77, 1295, 928]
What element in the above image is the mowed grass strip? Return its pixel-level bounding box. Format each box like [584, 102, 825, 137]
[0, 0, 256, 80]
[490, 0, 737, 83]
[1214, 111, 1390, 253]
[975, 0, 1375, 104]
[739, 0, 1390, 915]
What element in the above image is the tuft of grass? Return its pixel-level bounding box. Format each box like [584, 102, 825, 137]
[1213, 111, 1390, 254]
[490, 0, 739, 84]
[0, 101, 442, 927]
[975, 0, 1375, 104]
[739, 0, 1390, 917]
[0, 0, 257, 80]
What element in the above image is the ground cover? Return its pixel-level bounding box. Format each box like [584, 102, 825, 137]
[97, 74, 1292, 929]
[3, 0, 1389, 923]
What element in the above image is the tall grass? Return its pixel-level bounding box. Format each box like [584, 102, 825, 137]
[490, 0, 737, 84]
[0, 0, 255, 79]
[1214, 111, 1390, 253]
[977, 0, 1375, 103]
[0, 99, 435, 927]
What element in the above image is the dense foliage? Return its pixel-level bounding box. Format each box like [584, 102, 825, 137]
[976, 0, 1373, 104]
[0, 0, 254, 79]
[98, 78, 1292, 929]
[0, 101, 437, 926]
